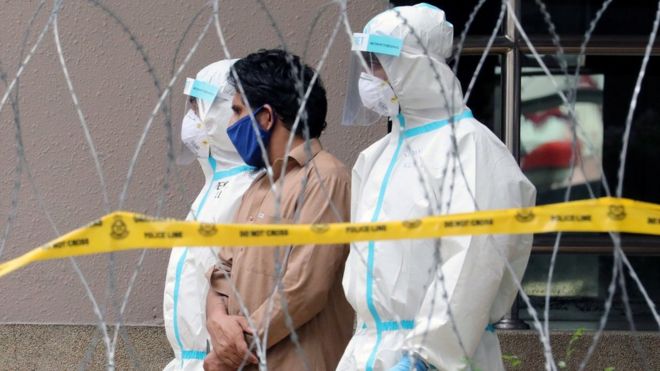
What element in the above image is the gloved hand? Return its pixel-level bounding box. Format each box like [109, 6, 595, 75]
[388, 354, 428, 371]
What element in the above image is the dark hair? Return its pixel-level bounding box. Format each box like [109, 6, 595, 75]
[229, 49, 327, 138]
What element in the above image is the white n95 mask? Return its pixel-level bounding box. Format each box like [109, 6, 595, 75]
[358, 72, 400, 117]
[181, 109, 209, 158]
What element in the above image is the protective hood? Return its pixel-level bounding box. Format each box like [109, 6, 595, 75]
[345, 3, 465, 128]
[195, 59, 245, 169]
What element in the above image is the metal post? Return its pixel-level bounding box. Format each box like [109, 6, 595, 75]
[495, 0, 530, 331]
[496, 292, 530, 330]
[503, 0, 521, 160]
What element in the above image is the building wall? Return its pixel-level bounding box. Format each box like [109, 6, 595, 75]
[0, 0, 387, 325]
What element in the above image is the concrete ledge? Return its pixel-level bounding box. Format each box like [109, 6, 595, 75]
[0, 325, 658, 370]
[0, 324, 172, 370]
[499, 330, 659, 370]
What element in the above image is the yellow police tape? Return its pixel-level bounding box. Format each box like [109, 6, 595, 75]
[1, 197, 660, 278]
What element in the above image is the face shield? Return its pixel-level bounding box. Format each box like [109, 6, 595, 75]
[177, 77, 223, 165]
[194, 79, 238, 164]
[341, 32, 404, 126]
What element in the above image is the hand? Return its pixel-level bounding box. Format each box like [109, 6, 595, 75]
[207, 311, 258, 369]
[203, 352, 231, 371]
[389, 355, 412, 371]
[388, 354, 428, 371]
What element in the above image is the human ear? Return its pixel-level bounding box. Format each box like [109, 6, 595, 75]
[258, 104, 275, 131]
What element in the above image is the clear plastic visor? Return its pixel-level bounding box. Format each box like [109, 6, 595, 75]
[177, 77, 236, 164]
[341, 32, 402, 126]
[176, 97, 207, 165]
[342, 51, 389, 126]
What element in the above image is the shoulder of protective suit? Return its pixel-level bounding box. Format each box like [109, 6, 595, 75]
[351, 133, 391, 176]
[356, 132, 392, 160]
[453, 117, 505, 147]
[457, 118, 526, 180]
[469, 118, 509, 151]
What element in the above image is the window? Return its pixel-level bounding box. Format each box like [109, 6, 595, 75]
[390, 0, 660, 330]
[522, 0, 660, 36]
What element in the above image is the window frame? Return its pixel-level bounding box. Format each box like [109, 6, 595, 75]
[457, 0, 660, 253]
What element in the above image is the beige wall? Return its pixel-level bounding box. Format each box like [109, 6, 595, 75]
[0, 0, 387, 325]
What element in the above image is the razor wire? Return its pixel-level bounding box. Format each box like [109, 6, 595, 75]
[0, 0, 658, 370]
[0, 5, 548, 371]
[0, 0, 121, 360]
[506, 3, 660, 371]
[0, 2, 588, 371]
[529, 0, 601, 367]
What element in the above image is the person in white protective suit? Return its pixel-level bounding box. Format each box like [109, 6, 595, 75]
[163, 59, 259, 371]
[338, 3, 536, 371]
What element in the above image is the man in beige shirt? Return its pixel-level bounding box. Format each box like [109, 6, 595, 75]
[204, 49, 354, 370]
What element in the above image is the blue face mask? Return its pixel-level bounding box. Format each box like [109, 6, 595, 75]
[227, 107, 272, 168]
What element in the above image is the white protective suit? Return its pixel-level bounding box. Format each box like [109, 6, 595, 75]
[163, 60, 258, 370]
[338, 4, 536, 371]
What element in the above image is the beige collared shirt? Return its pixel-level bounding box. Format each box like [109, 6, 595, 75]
[210, 138, 354, 370]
